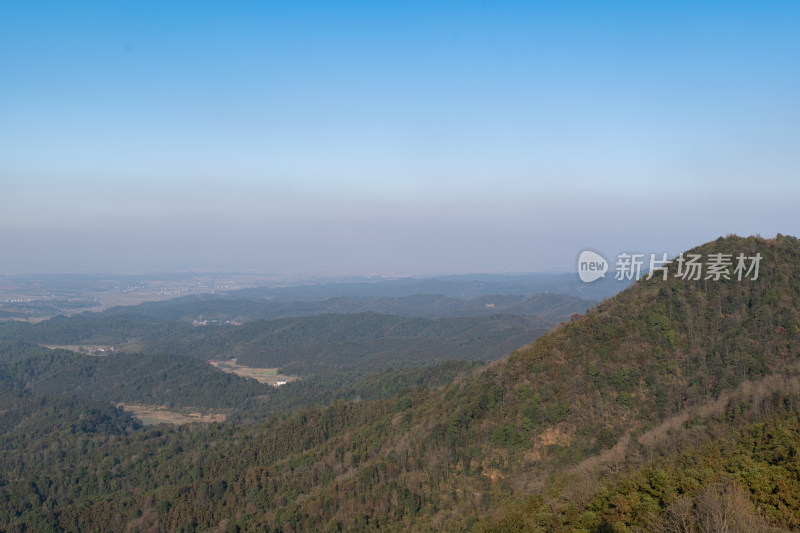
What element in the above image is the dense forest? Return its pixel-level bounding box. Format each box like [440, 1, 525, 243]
[1, 235, 799, 531]
[0, 311, 553, 376]
[0, 343, 270, 410]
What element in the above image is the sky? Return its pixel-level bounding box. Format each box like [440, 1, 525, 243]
[1, 1, 798, 276]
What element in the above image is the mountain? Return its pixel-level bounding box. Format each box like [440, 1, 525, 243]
[235, 272, 628, 301]
[2, 234, 799, 532]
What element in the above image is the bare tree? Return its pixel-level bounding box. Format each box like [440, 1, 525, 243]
[695, 479, 759, 533]
[657, 479, 773, 533]
[658, 494, 696, 533]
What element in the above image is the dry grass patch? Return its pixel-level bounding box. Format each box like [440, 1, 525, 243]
[117, 403, 226, 425]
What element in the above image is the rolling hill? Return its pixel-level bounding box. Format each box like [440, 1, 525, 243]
[0, 312, 557, 375]
[98, 291, 599, 323]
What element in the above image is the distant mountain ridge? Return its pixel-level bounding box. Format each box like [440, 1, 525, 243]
[0, 271, 626, 321]
[100, 291, 598, 323]
[235, 271, 628, 301]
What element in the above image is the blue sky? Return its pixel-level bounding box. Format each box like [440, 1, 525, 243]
[1, 1, 798, 275]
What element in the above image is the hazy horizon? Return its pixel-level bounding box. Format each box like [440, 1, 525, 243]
[0, 232, 789, 278]
[2, 2, 798, 275]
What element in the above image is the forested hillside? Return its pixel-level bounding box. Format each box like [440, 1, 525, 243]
[0, 343, 270, 410]
[2, 235, 799, 532]
[0, 312, 551, 375]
